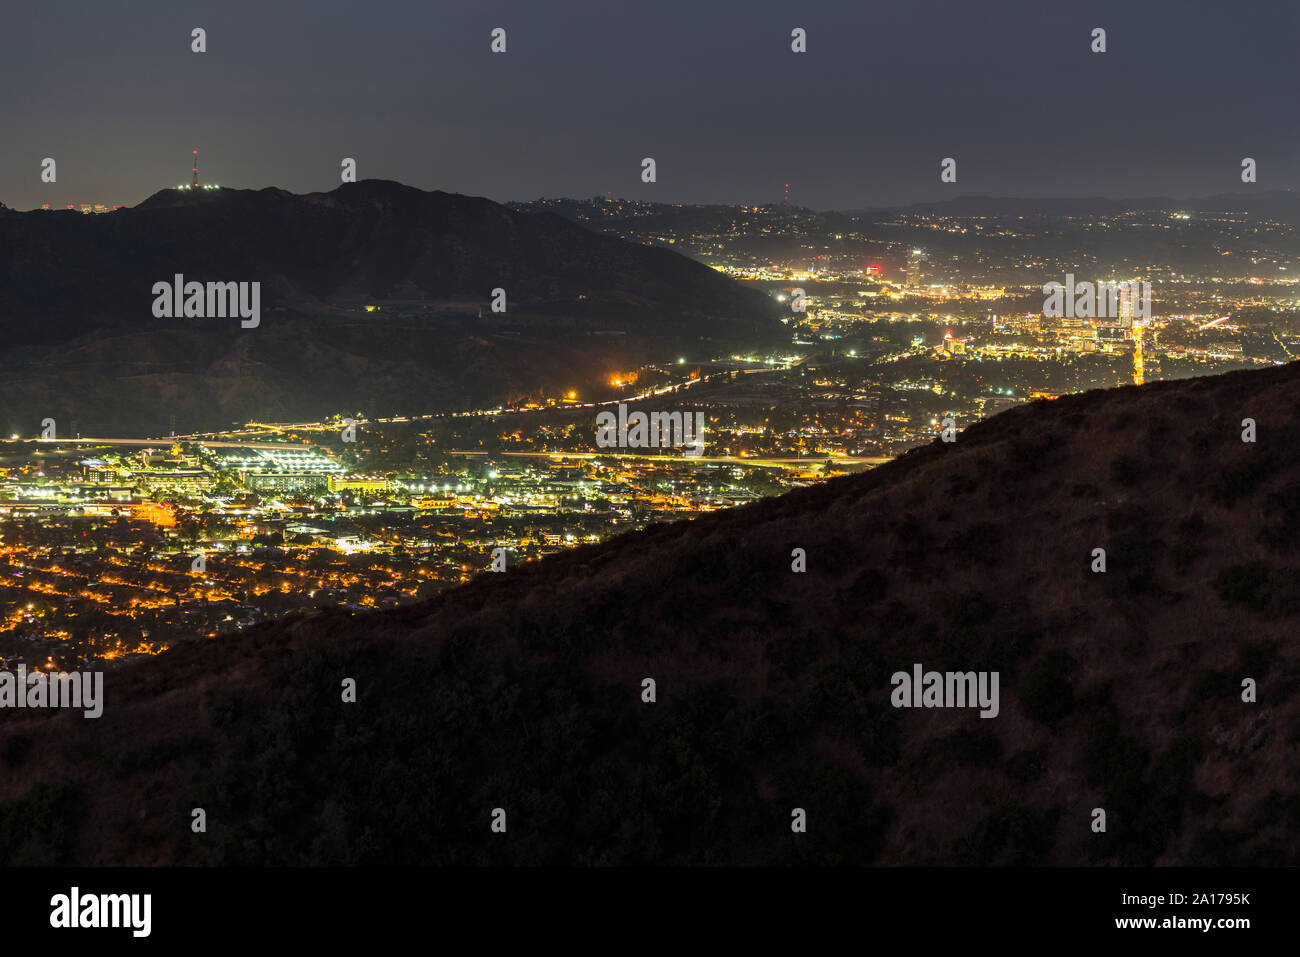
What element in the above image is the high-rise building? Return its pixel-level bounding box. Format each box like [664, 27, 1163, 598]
[1117, 284, 1134, 331]
[906, 249, 926, 292]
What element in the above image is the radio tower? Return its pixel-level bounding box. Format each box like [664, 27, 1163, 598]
[192, 150, 199, 188]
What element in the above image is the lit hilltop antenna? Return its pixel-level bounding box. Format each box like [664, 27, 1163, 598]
[192, 150, 199, 188]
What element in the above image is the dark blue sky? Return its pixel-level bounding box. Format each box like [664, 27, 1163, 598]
[3, 0, 1296, 211]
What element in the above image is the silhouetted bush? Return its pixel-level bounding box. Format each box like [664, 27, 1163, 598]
[921, 728, 1002, 769]
[1082, 715, 1203, 864]
[0, 732, 31, 768]
[1008, 433, 1061, 474]
[1184, 668, 1237, 714]
[944, 591, 998, 629]
[1262, 483, 1300, 552]
[1210, 450, 1282, 505]
[1005, 748, 1047, 787]
[0, 782, 83, 865]
[773, 760, 893, 865]
[953, 800, 1055, 865]
[1018, 668, 1075, 724]
[851, 567, 889, 603]
[1215, 561, 1300, 616]
[1109, 454, 1144, 487]
[947, 522, 1003, 566]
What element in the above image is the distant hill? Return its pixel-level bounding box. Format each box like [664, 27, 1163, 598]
[510, 192, 1300, 295]
[0, 181, 782, 434]
[2, 361, 1298, 865]
[514, 189, 1300, 222]
[856, 189, 1300, 220]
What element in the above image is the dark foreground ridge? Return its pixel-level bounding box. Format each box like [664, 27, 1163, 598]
[2, 362, 1299, 865]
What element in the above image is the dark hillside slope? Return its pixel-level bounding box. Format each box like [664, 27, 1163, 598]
[2, 363, 1298, 865]
[0, 180, 778, 344]
[0, 181, 782, 433]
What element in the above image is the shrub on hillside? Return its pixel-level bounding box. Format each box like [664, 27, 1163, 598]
[1018, 668, 1075, 724]
[952, 800, 1056, 865]
[0, 782, 83, 865]
[1214, 561, 1300, 616]
[1109, 454, 1144, 487]
[1209, 450, 1283, 505]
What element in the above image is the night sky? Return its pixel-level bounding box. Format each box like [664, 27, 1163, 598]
[3, 0, 1296, 212]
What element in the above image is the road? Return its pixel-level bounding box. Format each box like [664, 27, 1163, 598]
[8, 367, 786, 447]
[2, 437, 298, 450]
[445, 450, 891, 469]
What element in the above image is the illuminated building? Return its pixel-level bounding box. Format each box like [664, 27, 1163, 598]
[906, 249, 926, 292]
[131, 469, 213, 490]
[129, 502, 178, 527]
[80, 460, 119, 484]
[1116, 283, 1134, 331]
[242, 472, 329, 493]
[327, 475, 390, 494]
[414, 496, 458, 510]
